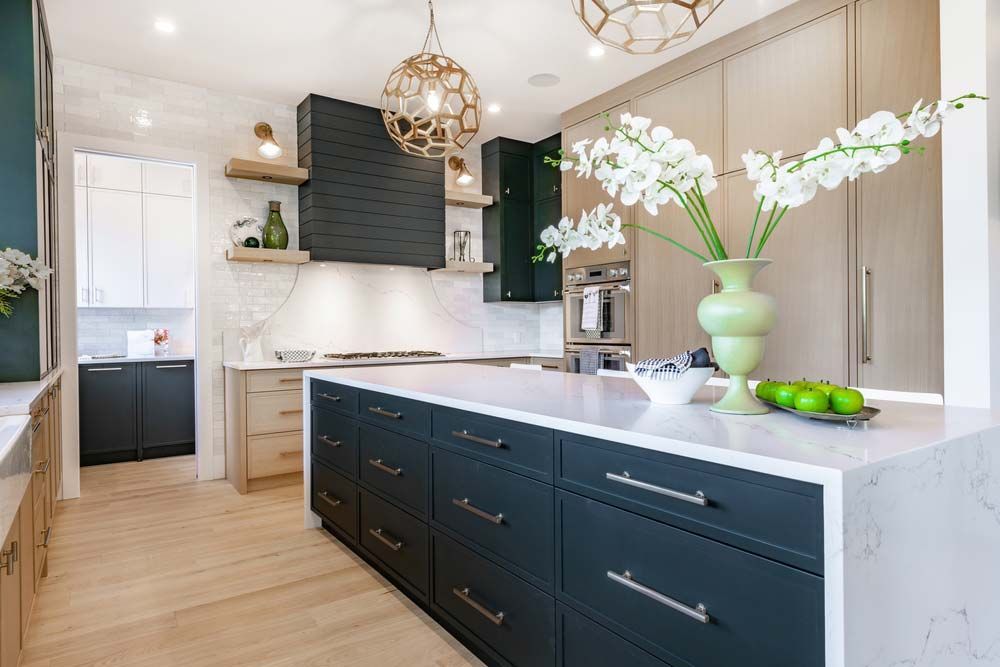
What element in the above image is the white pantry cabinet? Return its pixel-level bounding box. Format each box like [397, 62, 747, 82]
[142, 161, 192, 197]
[74, 186, 89, 307]
[86, 153, 142, 191]
[88, 188, 144, 307]
[144, 194, 194, 307]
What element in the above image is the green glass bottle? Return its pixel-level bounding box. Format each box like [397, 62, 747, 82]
[262, 200, 288, 250]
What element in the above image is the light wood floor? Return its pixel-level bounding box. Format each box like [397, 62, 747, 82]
[22, 456, 482, 667]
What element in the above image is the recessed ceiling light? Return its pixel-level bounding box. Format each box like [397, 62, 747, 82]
[588, 44, 606, 58]
[527, 73, 561, 88]
[487, 103, 502, 114]
[154, 18, 176, 34]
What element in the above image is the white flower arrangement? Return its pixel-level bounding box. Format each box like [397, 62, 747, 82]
[535, 93, 986, 264]
[0, 248, 53, 317]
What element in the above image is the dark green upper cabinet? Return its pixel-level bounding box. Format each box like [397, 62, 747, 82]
[482, 134, 562, 304]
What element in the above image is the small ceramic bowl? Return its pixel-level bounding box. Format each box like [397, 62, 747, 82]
[274, 349, 315, 363]
[626, 363, 714, 405]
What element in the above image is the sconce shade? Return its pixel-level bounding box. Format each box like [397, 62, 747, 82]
[255, 122, 283, 159]
[448, 155, 475, 185]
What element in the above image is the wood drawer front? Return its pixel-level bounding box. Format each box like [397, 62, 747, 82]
[247, 432, 303, 479]
[432, 531, 555, 667]
[557, 434, 824, 574]
[432, 407, 553, 481]
[247, 369, 303, 393]
[310, 380, 359, 416]
[246, 390, 304, 436]
[431, 448, 554, 588]
[311, 407, 358, 478]
[556, 492, 824, 667]
[358, 423, 428, 517]
[359, 488, 429, 597]
[312, 461, 358, 542]
[359, 389, 430, 439]
[557, 604, 669, 667]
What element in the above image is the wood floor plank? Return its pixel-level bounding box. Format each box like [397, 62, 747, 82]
[21, 456, 482, 667]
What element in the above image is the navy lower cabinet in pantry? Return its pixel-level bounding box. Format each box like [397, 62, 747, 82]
[306, 379, 825, 667]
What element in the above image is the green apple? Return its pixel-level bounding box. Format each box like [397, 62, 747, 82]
[792, 378, 811, 390]
[813, 381, 841, 397]
[773, 383, 801, 408]
[794, 388, 830, 413]
[755, 380, 778, 402]
[830, 387, 865, 415]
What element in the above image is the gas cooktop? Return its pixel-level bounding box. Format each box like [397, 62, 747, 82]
[322, 351, 444, 360]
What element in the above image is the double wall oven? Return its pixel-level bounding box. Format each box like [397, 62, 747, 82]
[563, 261, 632, 373]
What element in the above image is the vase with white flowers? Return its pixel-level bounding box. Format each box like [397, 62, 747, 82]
[535, 93, 986, 415]
[0, 248, 53, 318]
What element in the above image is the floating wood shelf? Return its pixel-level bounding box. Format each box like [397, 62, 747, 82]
[429, 260, 494, 273]
[225, 158, 309, 186]
[226, 247, 310, 264]
[445, 190, 493, 208]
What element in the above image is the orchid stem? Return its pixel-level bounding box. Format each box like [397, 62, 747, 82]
[623, 224, 709, 263]
[746, 197, 765, 258]
[754, 206, 788, 258]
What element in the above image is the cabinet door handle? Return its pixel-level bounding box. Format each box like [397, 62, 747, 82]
[317, 490, 343, 509]
[367, 406, 401, 420]
[155, 364, 188, 369]
[34, 459, 50, 475]
[95, 288, 104, 303]
[452, 587, 505, 626]
[504, 187, 510, 196]
[11, 540, 18, 564]
[279, 409, 303, 416]
[862, 266, 872, 363]
[506, 291, 511, 298]
[87, 367, 123, 372]
[39, 527, 52, 548]
[553, 290, 560, 297]
[31, 421, 41, 434]
[317, 393, 341, 403]
[368, 527, 404, 552]
[317, 435, 342, 448]
[452, 498, 504, 525]
[0, 546, 13, 576]
[607, 570, 710, 624]
[80, 287, 89, 303]
[279, 378, 301, 384]
[451, 430, 503, 449]
[368, 458, 402, 477]
[605, 472, 707, 506]
[553, 185, 559, 193]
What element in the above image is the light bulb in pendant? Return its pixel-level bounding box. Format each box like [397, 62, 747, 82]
[426, 87, 441, 112]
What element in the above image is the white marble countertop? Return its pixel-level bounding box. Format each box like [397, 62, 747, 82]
[0, 368, 64, 417]
[304, 363, 1000, 484]
[0, 415, 31, 539]
[224, 350, 564, 372]
[78, 354, 195, 365]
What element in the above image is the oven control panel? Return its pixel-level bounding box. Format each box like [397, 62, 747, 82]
[564, 261, 630, 286]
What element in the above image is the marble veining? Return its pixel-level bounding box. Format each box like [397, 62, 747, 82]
[0, 416, 31, 540]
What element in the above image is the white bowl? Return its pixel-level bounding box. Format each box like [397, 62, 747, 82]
[626, 363, 714, 405]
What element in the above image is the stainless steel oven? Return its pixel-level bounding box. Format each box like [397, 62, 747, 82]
[565, 343, 632, 374]
[563, 261, 631, 345]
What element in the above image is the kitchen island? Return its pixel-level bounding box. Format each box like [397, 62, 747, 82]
[302, 363, 1000, 667]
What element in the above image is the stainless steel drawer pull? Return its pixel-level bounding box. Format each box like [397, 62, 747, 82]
[606, 472, 708, 506]
[278, 450, 301, 459]
[368, 528, 404, 552]
[39, 527, 52, 549]
[452, 498, 504, 525]
[368, 458, 402, 476]
[452, 430, 503, 449]
[87, 367, 122, 372]
[34, 459, 50, 475]
[318, 393, 341, 402]
[368, 406, 402, 420]
[155, 364, 188, 369]
[317, 435, 343, 448]
[607, 570, 710, 624]
[317, 490, 343, 509]
[862, 266, 872, 363]
[452, 587, 505, 626]
[279, 378, 301, 384]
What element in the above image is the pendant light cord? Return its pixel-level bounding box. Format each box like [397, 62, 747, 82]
[420, 0, 446, 55]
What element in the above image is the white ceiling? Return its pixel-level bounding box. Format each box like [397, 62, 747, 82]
[46, 0, 798, 144]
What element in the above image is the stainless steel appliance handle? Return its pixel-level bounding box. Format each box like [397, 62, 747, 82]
[368, 528, 404, 552]
[317, 435, 342, 448]
[607, 570, 710, 624]
[862, 266, 872, 363]
[368, 458, 402, 476]
[452, 587, 505, 626]
[368, 406, 402, 420]
[451, 430, 503, 449]
[452, 498, 504, 525]
[606, 472, 707, 506]
[317, 490, 343, 509]
[87, 367, 122, 372]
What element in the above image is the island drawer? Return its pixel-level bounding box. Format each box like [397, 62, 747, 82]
[310, 380, 359, 416]
[246, 390, 304, 436]
[557, 604, 670, 667]
[359, 488, 429, 597]
[556, 433, 824, 574]
[359, 423, 428, 517]
[431, 448, 554, 588]
[312, 460, 358, 542]
[432, 407, 553, 480]
[359, 389, 430, 439]
[247, 368, 303, 393]
[556, 491, 824, 667]
[431, 531, 555, 667]
[312, 407, 358, 478]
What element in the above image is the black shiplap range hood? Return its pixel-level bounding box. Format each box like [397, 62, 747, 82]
[297, 94, 446, 268]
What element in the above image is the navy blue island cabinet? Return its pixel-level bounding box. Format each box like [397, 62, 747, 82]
[307, 379, 825, 667]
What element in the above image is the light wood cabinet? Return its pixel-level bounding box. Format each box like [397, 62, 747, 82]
[17, 488, 33, 639]
[633, 65, 725, 360]
[723, 11, 849, 172]
[248, 433, 304, 480]
[562, 103, 632, 269]
[246, 391, 304, 436]
[727, 175, 851, 385]
[856, 0, 942, 392]
[0, 513, 20, 667]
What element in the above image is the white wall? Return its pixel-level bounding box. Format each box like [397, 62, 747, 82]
[77, 308, 195, 356]
[55, 58, 563, 478]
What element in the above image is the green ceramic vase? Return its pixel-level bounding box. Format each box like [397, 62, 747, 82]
[262, 200, 289, 250]
[696, 259, 776, 415]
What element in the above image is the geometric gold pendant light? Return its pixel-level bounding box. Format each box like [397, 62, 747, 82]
[381, 0, 482, 158]
[572, 0, 727, 55]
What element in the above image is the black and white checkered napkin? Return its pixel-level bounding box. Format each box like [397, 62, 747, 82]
[634, 348, 715, 381]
